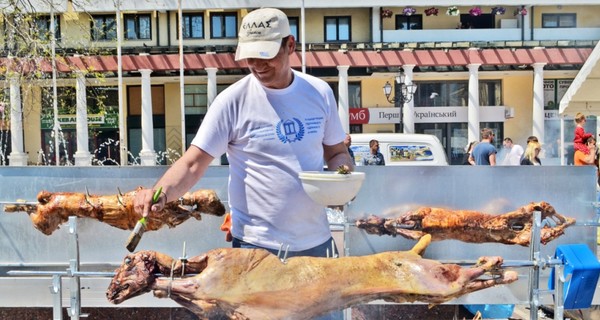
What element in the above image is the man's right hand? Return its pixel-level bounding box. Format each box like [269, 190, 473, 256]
[133, 188, 167, 218]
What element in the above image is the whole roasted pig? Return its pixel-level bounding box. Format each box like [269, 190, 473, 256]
[3, 188, 226, 235]
[106, 234, 518, 320]
[356, 201, 575, 246]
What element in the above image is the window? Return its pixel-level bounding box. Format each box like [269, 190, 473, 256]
[288, 17, 299, 41]
[328, 81, 361, 108]
[395, 15, 422, 30]
[210, 12, 237, 39]
[182, 13, 204, 39]
[91, 15, 116, 41]
[542, 14, 576, 28]
[459, 14, 494, 29]
[184, 84, 228, 147]
[324, 16, 351, 42]
[414, 81, 502, 107]
[124, 14, 151, 40]
[35, 15, 61, 40]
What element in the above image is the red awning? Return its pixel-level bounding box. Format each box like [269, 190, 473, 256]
[0, 47, 592, 74]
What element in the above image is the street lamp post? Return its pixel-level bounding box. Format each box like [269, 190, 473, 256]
[382, 69, 417, 132]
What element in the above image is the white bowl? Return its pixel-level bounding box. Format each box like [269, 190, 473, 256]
[299, 171, 366, 206]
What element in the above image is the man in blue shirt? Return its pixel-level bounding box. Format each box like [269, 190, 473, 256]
[469, 128, 497, 165]
[363, 139, 385, 166]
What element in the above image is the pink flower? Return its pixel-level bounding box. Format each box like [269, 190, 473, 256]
[425, 7, 439, 16]
[469, 7, 482, 17]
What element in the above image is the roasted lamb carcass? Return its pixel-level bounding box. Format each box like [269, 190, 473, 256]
[356, 201, 575, 246]
[107, 234, 518, 320]
[3, 188, 225, 235]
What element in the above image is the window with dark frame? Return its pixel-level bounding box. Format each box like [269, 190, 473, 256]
[210, 12, 237, 39]
[91, 14, 116, 41]
[542, 13, 576, 28]
[395, 15, 423, 30]
[181, 13, 204, 39]
[324, 16, 351, 42]
[413, 80, 502, 107]
[288, 17, 299, 41]
[35, 15, 61, 41]
[124, 14, 151, 40]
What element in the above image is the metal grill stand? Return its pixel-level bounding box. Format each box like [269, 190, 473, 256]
[2, 210, 586, 320]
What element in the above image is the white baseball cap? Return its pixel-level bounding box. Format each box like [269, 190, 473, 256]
[235, 8, 291, 61]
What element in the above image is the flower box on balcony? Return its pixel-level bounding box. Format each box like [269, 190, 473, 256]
[424, 7, 439, 16]
[491, 6, 506, 15]
[403, 7, 417, 16]
[381, 9, 393, 19]
[469, 7, 482, 16]
[446, 6, 459, 16]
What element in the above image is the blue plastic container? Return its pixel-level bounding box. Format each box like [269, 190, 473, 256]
[463, 304, 515, 318]
[548, 243, 600, 309]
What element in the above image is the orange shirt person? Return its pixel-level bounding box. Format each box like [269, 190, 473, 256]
[574, 136, 596, 166]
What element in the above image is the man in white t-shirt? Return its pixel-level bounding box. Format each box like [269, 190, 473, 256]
[134, 9, 353, 256]
[502, 137, 524, 165]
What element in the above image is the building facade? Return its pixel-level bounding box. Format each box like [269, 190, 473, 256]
[0, 1, 598, 166]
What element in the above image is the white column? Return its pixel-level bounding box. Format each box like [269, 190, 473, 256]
[402, 64, 415, 134]
[7, 75, 27, 166]
[73, 71, 92, 166]
[467, 63, 481, 144]
[372, 6, 382, 42]
[337, 65, 350, 134]
[205, 67, 222, 166]
[532, 62, 546, 144]
[206, 67, 218, 107]
[139, 69, 157, 166]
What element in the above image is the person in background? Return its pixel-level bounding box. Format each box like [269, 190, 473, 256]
[574, 136, 597, 166]
[502, 137, 524, 166]
[363, 139, 385, 166]
[573, 112, 593, 158]
[520, 141, 542, 165]
[463, 141, 478, 165]
[469, 128, 497, 165]
[527, 136, 539, 144]
[133, 10, 352, 320]
[344, 133, 355, 164]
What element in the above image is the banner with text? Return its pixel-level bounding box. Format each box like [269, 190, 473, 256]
[350, 106, 507, 124]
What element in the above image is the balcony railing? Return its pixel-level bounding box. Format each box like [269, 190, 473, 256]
[382, 27, 600, 43]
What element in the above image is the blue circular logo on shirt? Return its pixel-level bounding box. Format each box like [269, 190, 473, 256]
[276, 118, 305, 143]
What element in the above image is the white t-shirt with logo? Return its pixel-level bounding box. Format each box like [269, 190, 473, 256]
[191, 70, 346, 251]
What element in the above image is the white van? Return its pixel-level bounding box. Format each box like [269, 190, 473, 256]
[350, 133, 449, 166]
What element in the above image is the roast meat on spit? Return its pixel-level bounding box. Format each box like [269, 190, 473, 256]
[106, 234, 518, 320]
[356, 201, 575, 246]
[3, 188, 226, 235]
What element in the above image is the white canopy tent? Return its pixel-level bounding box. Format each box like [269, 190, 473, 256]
[559, 41, 600, 164]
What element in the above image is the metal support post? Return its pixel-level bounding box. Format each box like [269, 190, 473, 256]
[49, 274, 63, 320]
[528, 210, 542, 320]
[553, 263, 567, 320]
[342, 203, 351, 320]
[67, 217, 85, 319]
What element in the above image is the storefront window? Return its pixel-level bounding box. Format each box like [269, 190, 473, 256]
[414, 80, 502, 107]
[543, 79, 588, 165]
[41, 86, 121, 165]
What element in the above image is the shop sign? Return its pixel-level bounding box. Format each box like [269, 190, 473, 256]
[41, 112, 119, 129]
[350, 106, 507, 124]
[349, 108, 400, 124]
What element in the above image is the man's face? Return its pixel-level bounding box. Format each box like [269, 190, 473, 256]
[245, 37, 295, 89]
[503, 141, 512, 149]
